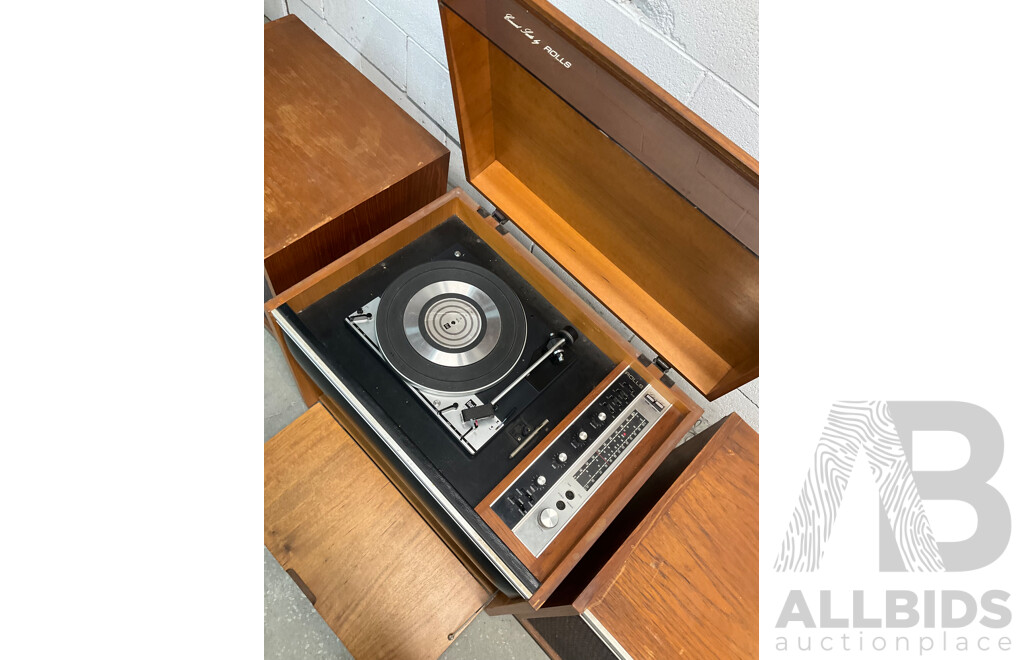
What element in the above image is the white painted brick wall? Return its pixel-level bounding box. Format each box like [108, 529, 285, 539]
[406, 39, 458, 139]
[324, 0, 408, 89]
[264, 0, 288, 22]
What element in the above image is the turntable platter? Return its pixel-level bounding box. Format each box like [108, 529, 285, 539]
[376, 260, 528, 395]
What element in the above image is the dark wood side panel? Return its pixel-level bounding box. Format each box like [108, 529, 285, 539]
[265, 404, 489, 660]
[265, 14, 449, 291]
[265, 155, 448, 292]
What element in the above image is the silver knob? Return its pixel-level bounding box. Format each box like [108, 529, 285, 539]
[536, 475, 547, 486]
[597, 412, 607, 421]
[557, 452, 568, 462]
[539, 508, 558, 529]
[578, 430, 588, 441]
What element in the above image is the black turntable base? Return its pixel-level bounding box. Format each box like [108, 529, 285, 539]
[286, 216, 614, 507]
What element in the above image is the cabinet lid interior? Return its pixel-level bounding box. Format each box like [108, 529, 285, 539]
[439, 0, 759, 399]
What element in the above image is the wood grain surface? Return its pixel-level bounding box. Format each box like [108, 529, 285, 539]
[439, 7, 758, 399]
[579, 414, 759, 659]
[265, 404, 489, 660]
[265, 15, 448, 292]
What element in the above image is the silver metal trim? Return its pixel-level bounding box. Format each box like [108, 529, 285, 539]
[271, 307, 534, 599]
[582, 611, 634, 660]
[489, 333, 568, 407]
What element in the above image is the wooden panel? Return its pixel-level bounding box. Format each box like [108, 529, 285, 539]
[474, 162, 735, 395]
[441, 0, 757, 186]
[440, 7, 495, 179]
[316, 395, 496, 595]
[264, 160, 448, 292]
[265, 404, 489, 660]
[578, 414, 759, 659]
[439, 8, 758, 398]
[265, 15, 448, 291]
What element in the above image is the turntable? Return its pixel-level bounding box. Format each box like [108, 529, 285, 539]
[266, 0, 758, 612]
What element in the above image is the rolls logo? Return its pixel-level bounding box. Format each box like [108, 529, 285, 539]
[773, 401, 1013, 654]
[503, 14, 572, 69]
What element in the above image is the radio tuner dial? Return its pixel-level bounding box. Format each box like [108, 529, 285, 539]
[536, 475, 547, 486]
[538, 508, 558, 529]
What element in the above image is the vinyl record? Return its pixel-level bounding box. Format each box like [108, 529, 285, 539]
[375, 260, 528, 394]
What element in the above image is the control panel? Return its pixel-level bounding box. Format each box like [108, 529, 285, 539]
[490, 367, 669, 556]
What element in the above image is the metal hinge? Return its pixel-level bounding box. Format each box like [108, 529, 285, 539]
[490, 208, 511, 234]
[652, 355, 675, 388]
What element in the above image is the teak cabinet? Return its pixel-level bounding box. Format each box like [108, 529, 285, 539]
[265, 16, 449, 407]
[264, 1, 759, 658]
[264, 17, 449, 308]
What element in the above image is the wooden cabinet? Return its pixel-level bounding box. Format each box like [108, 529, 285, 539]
[264, 16, 449, 296]
[265, 15, 449, 404]
[263, 1, 759, 657]
[268, 186, 705, 609]
[265, 403, 490, 660]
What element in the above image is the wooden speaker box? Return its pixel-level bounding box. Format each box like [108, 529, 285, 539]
[265, 1, 758, 658]
[264, 16, 450, 299]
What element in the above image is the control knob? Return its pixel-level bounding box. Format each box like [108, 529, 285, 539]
[597, 411, 607, 422]
[557, 452, 568, 462]
[538, 508, 558, 529]
[577, 430, 588, 441]
[536, 475, 547, 486]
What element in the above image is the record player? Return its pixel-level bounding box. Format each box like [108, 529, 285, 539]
[266, 0, 758, 610]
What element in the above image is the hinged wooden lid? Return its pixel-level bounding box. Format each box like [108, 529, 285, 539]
[439, 0, 758, 399]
